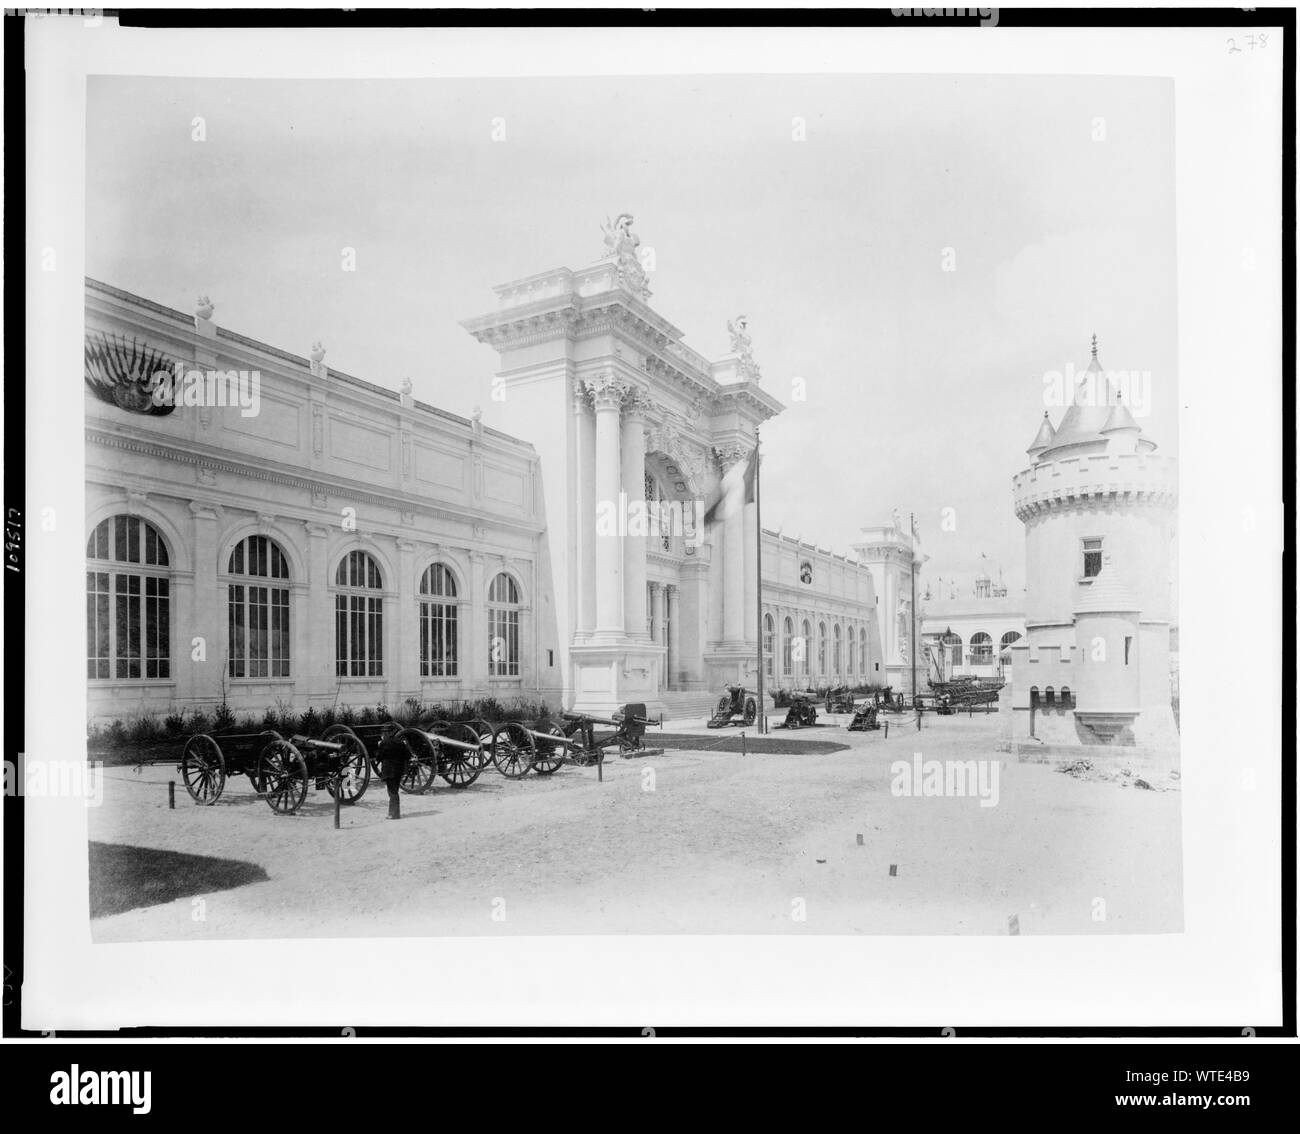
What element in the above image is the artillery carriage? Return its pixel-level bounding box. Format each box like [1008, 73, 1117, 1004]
[707, 685, 758, 728]
[179, 724, 370, 814]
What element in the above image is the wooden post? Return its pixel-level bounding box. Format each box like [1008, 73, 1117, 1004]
[168, 780, 175, 809]
[597, 747, 603, 783]
[884, 721, 889, 739]
[334, 778, 341, 829]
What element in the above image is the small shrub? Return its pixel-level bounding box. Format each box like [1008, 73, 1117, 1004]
[105, 720, 128, 746]
[337, 705, 357, 726]
[320, 706, 337, 729]
[358, 706, 377, 725]
[261, 707, 279, 731]
[163, 709, 187, 736]
[186, 711, 212, 735]
[299, 707, 321, 736]
[211, 702, 236, 732]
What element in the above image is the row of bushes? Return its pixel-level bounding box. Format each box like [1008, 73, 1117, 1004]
[87, 696, 554, 749]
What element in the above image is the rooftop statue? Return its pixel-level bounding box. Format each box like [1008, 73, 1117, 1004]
[726, 314, 762, 383]
[600, 212, 652, 300]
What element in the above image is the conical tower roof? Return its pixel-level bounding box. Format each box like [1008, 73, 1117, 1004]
[1041, 335, 1116, 457]
[1026, 411, 1056, 457]
[1101, 394, 1141, 435]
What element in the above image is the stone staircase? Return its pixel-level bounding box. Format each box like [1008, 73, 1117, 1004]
[657, 690, 721, 723]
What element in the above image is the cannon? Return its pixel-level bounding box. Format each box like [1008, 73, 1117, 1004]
[707, 685, 758, 728]
[179, 726, 370, 814]
[824, 685, 857, 714]
[548, 703, 662, 763]
[846, 702, 881, 732]
[778, 691, 819, 729]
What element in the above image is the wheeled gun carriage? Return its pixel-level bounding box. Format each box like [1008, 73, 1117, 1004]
[778, 690, 820, 729]
[824, 685, 857, 714]
[847, 702, 881, 732]
[548, 703, 662, 762]
[327, 718, 524, 792]
[179, 724, 371, 814]
[707, 685, 758, 728]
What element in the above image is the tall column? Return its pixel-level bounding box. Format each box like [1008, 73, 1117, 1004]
[621, 392, 649, 639]
[591, 376, 625, 638]
[396, 539, 418, 698]
[467, 550, 488, 692]
[303, 523, 332, 699]
[743, 497, 758, 647]
[572, 379, 597, 639]
[650, 582, 666, 644]
[666, 584, 680, 689]
[720, 451, 749, 644]
[187, 501, 221, 705]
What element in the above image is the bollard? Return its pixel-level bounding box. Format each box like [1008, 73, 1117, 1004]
[334, 781, 341, 829]
[597, 748, 603, 783]
[884, 721, 889, 739]
[916, 710, 922, 732]
[741, 731, 747, 757]
[168, 780, 175, 809]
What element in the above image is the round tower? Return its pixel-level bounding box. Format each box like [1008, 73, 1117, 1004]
[1011, 337, 1178, 748]
[1071, 555, 1142, 744]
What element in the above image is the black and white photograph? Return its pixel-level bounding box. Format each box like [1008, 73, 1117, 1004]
[11, 9, 1289, 1044]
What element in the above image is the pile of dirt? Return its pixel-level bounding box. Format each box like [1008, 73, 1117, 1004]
[1054, 757, 1179, 791]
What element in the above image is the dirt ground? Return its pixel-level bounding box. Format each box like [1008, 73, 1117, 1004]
[88, 714, 1183, 941]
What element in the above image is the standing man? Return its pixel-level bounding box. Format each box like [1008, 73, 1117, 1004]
[375, 723, 411, 820]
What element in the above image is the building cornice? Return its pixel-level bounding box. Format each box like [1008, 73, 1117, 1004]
[86, 426, 547, 537]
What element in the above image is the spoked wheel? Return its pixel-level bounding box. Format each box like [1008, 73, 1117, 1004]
[181, 734, 226, 804]
[394, 728, 438, 794]
[258, 739, 309, 814]
[323, 724, 371, 803]
[530, 723, 568, 775]
[435, 723, 484, 788]
[744, 698, 757, 726]
[491, 722, 535, 779]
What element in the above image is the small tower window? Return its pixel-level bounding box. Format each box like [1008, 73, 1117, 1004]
[1082, 538, 1103, 578]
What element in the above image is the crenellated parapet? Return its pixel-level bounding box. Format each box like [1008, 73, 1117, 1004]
[1013, 451, 1178, 522]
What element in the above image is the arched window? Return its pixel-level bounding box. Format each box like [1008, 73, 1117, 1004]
[847, 626, 856, 675]
[1060, 686, 1071, 707]
[763, 613, 775, 679]
[86, 515, 171, 680]
[783, 616, 794, 677]
[419, 563, 458, 677]
[800, 619, 811, 678]
[335, 550, 383, 677]
[488, 572, 521, 677]
[817, 621, 827, 676]
[1044, 685, 1055, 706]
[970, 632, 994, 664]
[227, 535, 290, 678]
[833, 624, 842, 674]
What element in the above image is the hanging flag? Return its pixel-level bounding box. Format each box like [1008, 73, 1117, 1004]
[703, 446, 757, 526]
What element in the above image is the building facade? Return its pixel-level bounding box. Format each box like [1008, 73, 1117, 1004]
[84, 220, 884, 722]
[85, 280, 557, 723]
[920, 577, 1026, 683]
[462, 219, 883, 714]
[1003, 340, 1179, 748]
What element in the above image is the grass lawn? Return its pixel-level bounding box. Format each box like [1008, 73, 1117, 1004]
[88, 841, 269, 919]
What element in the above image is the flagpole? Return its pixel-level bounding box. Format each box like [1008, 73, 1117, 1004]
[910, 511, 917, 699]
[754, 436, 765, 734]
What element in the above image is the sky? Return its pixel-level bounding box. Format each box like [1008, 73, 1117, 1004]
[86, 73, 1178, 596]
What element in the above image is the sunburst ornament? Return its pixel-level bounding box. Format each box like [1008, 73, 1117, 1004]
[84, 331, 178, 416]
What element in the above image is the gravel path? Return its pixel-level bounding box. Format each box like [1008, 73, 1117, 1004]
[89, 717, 1182, 940]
